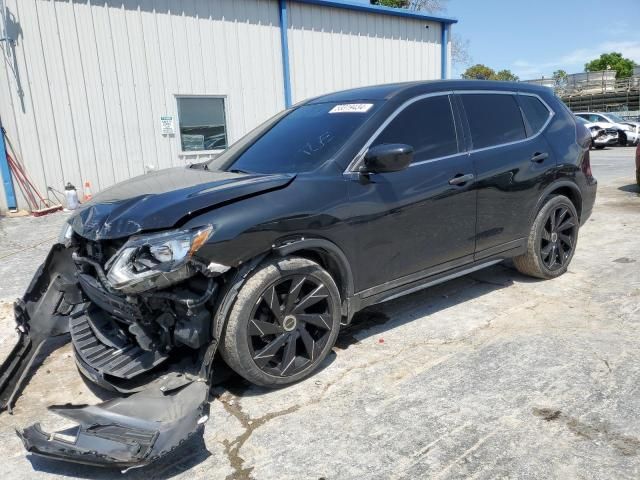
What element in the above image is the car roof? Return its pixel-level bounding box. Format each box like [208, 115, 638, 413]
[306, 80, 552, 104]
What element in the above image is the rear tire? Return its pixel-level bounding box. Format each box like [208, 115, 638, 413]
[513, 195, 579, 279]
[220, 257, 341, 387]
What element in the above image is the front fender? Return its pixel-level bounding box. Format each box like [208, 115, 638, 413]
[273, 236, 354, 298]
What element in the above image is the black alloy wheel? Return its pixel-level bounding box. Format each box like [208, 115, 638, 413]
[248, 275, 334, 377]
[220, 257, 341, 387]
[539, 204, 577, 271]
[513, 195, 580, 279]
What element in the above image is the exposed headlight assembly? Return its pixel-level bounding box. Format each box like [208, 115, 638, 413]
[106, 226, 213, 292]
[58, 223, 74, 247]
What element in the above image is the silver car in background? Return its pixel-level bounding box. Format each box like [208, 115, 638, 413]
[574, 112, 640, 146]
[576, 116, 618, 149]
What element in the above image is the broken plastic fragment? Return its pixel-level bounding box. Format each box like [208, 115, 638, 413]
[17, 381, 210, 470]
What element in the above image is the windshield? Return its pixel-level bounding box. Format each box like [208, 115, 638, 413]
[223, 102, 380, 174]
[576, 116, 588, 124]
[605, 113, 626, 123]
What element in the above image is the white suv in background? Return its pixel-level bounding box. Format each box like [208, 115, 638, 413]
[575, 112, 640, 146]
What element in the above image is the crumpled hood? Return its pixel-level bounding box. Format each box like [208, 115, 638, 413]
[69, 167, 295, 240]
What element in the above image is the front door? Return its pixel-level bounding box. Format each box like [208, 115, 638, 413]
[347, 94, 477, 293]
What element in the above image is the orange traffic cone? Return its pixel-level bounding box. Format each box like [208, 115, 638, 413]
[83, 181, 93, 202]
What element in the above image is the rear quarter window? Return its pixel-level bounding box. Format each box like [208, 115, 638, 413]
[518, 95, 551, 134]
[461, 93, 526, 150]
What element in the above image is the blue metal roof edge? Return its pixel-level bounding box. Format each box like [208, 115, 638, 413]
[292, 0, 458, 24]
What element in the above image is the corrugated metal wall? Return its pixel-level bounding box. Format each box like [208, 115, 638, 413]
[0, 0, 285, 211]
[287, 2, 442, 104]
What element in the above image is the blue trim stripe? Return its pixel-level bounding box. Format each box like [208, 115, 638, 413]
[0, 120, 17, 210]
[441, 23, 448, 79]
[278, 0, 293, 108]
[293, 0, 458, 24]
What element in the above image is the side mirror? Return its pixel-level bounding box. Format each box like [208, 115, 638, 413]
[362, 144, 413, 173]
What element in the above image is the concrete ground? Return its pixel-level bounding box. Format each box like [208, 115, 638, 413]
[0, 147, 638, 479]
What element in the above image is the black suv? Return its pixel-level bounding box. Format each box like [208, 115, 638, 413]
[2, 80, 597, 468]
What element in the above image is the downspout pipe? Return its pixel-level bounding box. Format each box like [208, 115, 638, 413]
[440, 22, 449, 80]
[278, 0, 293, 108]
[0, 116, 17, 211]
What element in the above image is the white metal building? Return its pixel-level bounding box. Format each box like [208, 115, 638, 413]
[0, 0, 456, 212]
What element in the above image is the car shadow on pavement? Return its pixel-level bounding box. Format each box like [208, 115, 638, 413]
[336, 262, 524, 349]
[618, 183, 640, 194]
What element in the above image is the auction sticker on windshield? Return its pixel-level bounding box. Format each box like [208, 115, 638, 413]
[329, 103, 374, 114]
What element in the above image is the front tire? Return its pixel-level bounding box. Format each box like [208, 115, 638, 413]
[513, 195, 579, 279]
[619, 132, 627, 146]
[220, 257, 341, 387]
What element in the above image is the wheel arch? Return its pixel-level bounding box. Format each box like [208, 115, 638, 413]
[531, 181, 583, 224]
[212, 237, 355, 344]
[273, 237, 355, 317]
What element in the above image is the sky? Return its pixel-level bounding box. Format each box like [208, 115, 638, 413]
[353, 0, 640, 80]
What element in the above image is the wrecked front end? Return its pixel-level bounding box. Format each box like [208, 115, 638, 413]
[0, 223, 232, 471]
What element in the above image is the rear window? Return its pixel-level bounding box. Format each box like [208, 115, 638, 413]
[461, 94, 526, 149]
[519, 95, 551, 134]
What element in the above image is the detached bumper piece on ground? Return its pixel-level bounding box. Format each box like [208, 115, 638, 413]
[16, 381, 209, 471]
[0, 245, 218, 471]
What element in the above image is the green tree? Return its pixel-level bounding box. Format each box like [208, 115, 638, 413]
[461, 64, 495, 80]
[371, 0, 448, 10]
[461, 65, 520, 81]
[371, 0, 409, 7]
[493, 69, 519, 81]
[585, 52, 638, 79]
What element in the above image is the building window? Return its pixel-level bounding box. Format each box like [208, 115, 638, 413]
[177, 96, 228, 152]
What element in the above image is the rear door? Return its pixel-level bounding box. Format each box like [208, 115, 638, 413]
[459, 91, 555, 259]
[347, 94, 477, 292]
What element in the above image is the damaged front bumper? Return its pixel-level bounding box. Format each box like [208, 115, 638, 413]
[17, 380, 210, 471]
[0, 244, 219, 471]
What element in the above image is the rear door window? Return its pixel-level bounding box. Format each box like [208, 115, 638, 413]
[518, 95, 551, 134]
[461, 93, 526, 149]
[371, 95, 458, 162]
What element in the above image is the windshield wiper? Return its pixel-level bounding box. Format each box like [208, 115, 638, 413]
[228, 168, 253, 174]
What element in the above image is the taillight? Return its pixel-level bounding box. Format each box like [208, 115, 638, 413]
[582, 150, 593, 177]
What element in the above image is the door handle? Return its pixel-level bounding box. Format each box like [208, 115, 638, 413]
[448, 173, 475, 186]
[531, 152, 549, 163]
